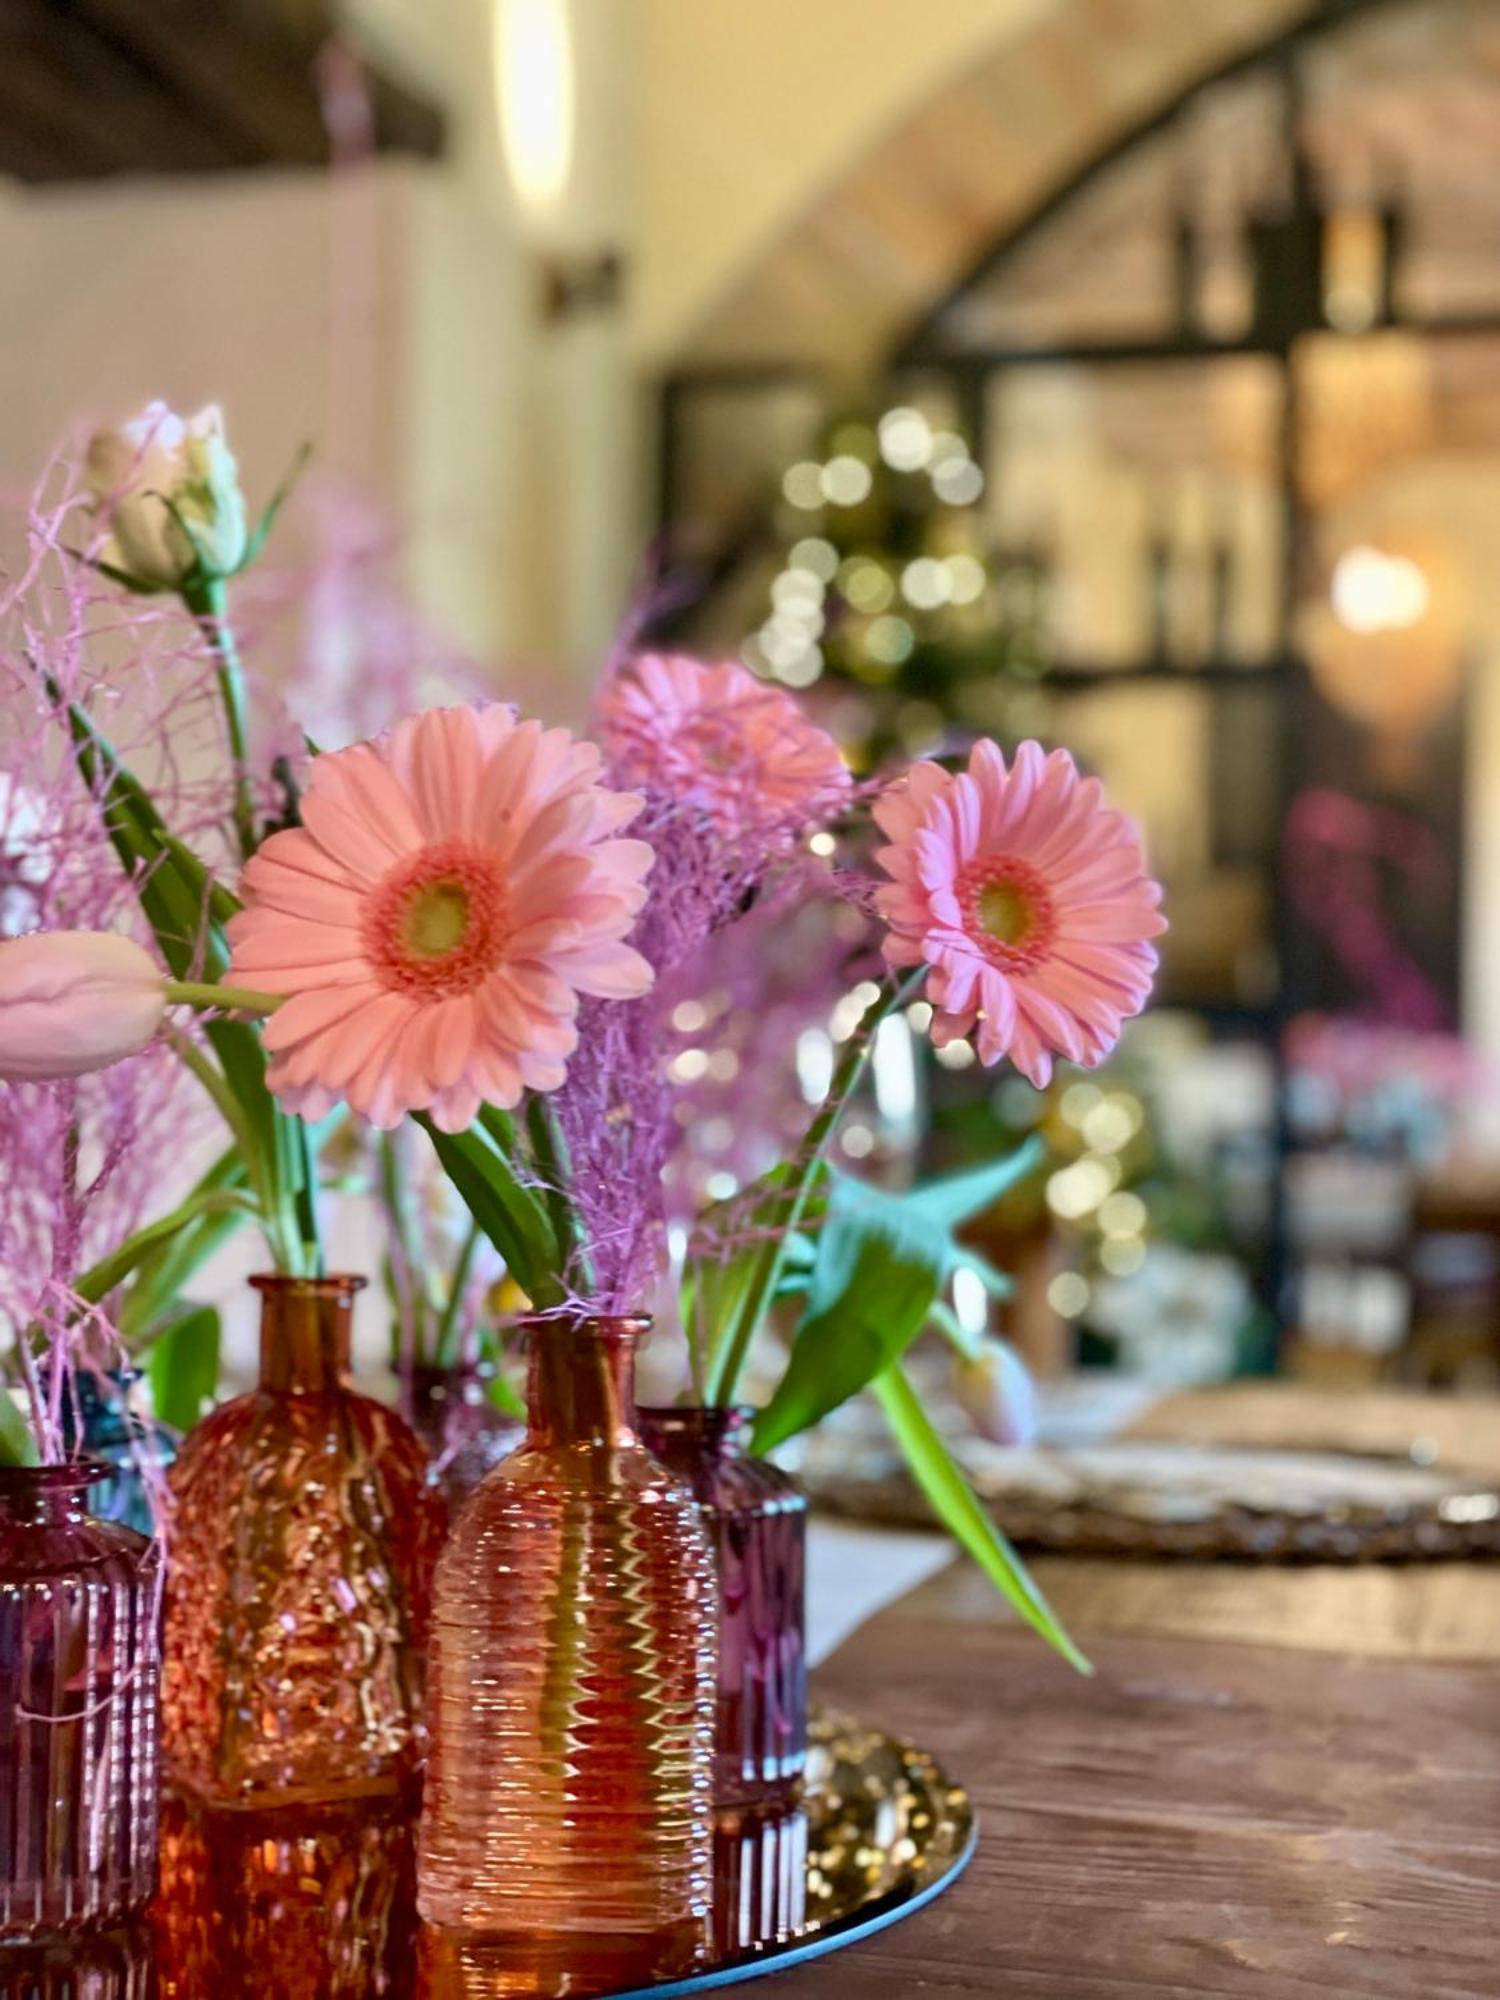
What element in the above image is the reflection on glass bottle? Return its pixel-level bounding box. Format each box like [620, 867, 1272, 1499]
[0, 1918, 153, 2000]
[711, 1799, 808, 1959]
[397, 1362, 522, 1515]
[154, 1795, 416, 2000]
[62, 1369, 177, 1538]
[638, 1407, 807, 1809]
[163, 1276, 445, 1809]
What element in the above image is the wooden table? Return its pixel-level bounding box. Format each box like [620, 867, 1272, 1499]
[776, 1384, 1500, 1999]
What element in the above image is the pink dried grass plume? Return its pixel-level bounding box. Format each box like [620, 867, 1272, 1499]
[548, 640, 865, 1310]
[227, 703, 654, 1132]
[875, 739, 1166, 1088]
[234, 473, 495, 751]
[597, 652, 851, 842]
[0, 473, 213, 1456]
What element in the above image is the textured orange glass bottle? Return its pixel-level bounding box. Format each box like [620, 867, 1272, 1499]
[417, 1315, 716, 1992]
[162, 1275, 446, 1810]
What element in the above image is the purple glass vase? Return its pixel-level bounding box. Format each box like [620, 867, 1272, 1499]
[639, 1407, 807, 1808]
[397, 1362, 522, 1515]
[0, 1462, 161, 1938]
[711, 1798, 808, 1956]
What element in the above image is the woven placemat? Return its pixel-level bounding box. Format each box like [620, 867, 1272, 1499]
[799, 1431, 1500, 1562]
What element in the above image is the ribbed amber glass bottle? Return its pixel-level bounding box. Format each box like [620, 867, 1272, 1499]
[418, 1315, 715, 1991]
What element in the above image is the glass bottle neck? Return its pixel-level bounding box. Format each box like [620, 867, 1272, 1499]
[0, 1465, 96, 1528]
[400, 1361, 492, 1415]
[252, 1275, 363, 1394]
[525, 1316, 649, 1450]
[639, 1405, 752, 1477]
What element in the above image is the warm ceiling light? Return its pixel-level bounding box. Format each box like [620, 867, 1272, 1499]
[1331, 544, 1431, 635]
[1303, 525, 1465, 777]
[494, 0, 575, 218]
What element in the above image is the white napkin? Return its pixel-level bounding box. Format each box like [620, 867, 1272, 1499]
[805, 1519, 954, 1666]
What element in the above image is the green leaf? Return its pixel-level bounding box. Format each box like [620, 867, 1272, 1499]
[752, 1188, 941, 1453]
[686, 1165, 829, 1386]
[121, 1198, 252, 1343]
[146, 1304, 221, 1434]
[873, 1365, 1090, 1674]
[59, 703, 305, 1253]
[237, 440, 312, 572]
[476, 1327, 526, 1419]
[0, 1390, 38, 1466]
[75, 1170, 254, 1311]
[487, 1369, 526, 1422]
[904, 1136, 1048, 1232]
[702, 971, 927, 1404]
[418, 1114, 564, 1310]
[749, 1142, 1042, 1452]
[60, 700, 241, 961]
[525, 1097, 594, 1294]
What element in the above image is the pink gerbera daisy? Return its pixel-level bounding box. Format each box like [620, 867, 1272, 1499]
[874, 740, 1166, 1088]
[597, 652, 851, 838]
[226, 704, 654, 1131]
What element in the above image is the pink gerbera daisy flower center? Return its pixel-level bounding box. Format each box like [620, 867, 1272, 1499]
[228, 705, 656, 1132]
[958, 856, 1057, 971]
[597, 652, 852, 840]
[364, 837, 509, 999]
[873, 738, 1167, 1089]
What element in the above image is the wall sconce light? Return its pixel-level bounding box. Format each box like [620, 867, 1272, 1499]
[494, 0, 624, 324]
[495, 0, 574, 216]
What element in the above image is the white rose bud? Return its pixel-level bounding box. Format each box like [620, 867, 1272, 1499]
[85, 401, 248, 591]
[952, 1336, 1038, 1448]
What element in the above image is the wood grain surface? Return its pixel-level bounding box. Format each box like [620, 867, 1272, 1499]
[780, 1606, 1499, 1999]
[770, 1387, 1500, 1996]
[901, 1550, 1500, 1663]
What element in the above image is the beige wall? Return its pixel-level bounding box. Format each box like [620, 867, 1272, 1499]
[631, 0, 1049, 364]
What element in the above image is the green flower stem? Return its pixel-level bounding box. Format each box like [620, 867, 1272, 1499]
[163, 979, 282, 1015]
[184, 576, 257, 864]
[75, 1183, 260, 1309]
[526, 1096, 595, 1298]
[433, 1219, 483, 1369]
[165, 1026, 298, 1273]
[380, 1131, 429, 1364]
[290, 1116, 323, 1279]
[705, 968, 926, 1406]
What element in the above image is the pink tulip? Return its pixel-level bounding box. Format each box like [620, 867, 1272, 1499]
[952, 1337, 1038, 1448]
[0, 932, 166, 1080]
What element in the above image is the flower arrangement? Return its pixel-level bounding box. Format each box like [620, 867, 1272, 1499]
[0, 403, 1166, 1667]
[0, 400, 1177, 1973]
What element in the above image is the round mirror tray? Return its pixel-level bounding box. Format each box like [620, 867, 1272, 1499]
[4, 1710, 975, 1999]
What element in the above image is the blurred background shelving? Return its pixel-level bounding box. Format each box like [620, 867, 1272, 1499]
[652, 0, 1500, 1393]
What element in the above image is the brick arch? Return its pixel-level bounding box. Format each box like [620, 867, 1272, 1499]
[675, 0, 1314, 372]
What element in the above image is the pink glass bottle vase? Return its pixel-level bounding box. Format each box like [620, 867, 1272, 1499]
[640, 1407, 807, 1807]
[398, 1361, 522, 1515]
[0, 1461, 161, 1937]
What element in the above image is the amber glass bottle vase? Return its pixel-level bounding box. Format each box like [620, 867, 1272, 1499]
[162, 1275, 445, 1810]
[418, 1315, 716, 1993]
